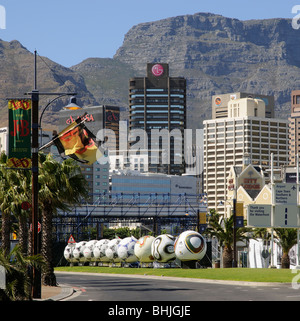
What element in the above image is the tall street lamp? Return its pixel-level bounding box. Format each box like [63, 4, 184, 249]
[26, 90, 77, 299]
[24, 50, 79, 298]
[39, 95, 81, 146]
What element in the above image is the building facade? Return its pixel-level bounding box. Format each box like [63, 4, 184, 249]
[111, 172, 197, 203]
[129, 63, 186, 175]
[289, 90, 300, 166]
[212, 92, 275, 119]
[204, 97, 289, 215]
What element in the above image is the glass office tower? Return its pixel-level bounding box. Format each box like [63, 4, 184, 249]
[129, 63, 186, 175]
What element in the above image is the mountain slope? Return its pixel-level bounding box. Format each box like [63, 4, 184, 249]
[0, 39, 96, 128]
[112, 13, 300, 128]
[0, 13, 300, 131]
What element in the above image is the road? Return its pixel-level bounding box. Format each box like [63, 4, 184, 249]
[56, 271, 300, 303]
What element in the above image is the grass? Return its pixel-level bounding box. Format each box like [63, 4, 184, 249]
[55, 266, 297, 284]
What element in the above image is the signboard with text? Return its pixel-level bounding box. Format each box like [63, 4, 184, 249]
[247, 204, 272, 227]
[274, 183, 297, 204]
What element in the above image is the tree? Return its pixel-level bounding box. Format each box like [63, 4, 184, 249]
[274, 228, 298, 269]
[0, 152, 32, 256]
[38, 153, 88, 285]
[0, 245, 44, 301]
[205, 210, 250, 268]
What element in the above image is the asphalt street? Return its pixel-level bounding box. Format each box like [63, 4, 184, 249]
[56, 271, 300, 302]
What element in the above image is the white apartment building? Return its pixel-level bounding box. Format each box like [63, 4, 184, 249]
[203, 98, 289, 216]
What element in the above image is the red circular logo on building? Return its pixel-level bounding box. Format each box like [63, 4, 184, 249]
[151, 64, 164, 77]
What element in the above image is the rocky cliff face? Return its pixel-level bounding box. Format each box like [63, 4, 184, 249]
[0, 12, 299, 130]
[0, 39, 96, 128]
[113, 13, 300, 128]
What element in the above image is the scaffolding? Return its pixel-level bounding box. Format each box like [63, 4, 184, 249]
[53, 192, 207, 242]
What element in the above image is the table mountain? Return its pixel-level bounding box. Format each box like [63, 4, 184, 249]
[112, 12, 300, 129]
[1, 12, 300, 131]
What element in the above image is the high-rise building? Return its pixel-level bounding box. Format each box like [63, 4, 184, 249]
[289, 90, 300, 166]
[212, 92, 274, 119]
[204, 97, 289, 216]
[129, 63, 186, 175]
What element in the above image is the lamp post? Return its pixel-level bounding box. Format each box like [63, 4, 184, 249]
[23, 50, 79, 298]
[39, 95, 81, 146]
[27, 90, 77, 299]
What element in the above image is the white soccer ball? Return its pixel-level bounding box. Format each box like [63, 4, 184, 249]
[174, 230, 207, 261]
[64, 244, 75, 261]
[73, 241, 87, 260]
[151, 234, 176, 263]
[105, 238, 122, 262]
[83, 240, 97, 259]
[93, 239, 109, 259]
[134, 235, 155, 263]
[117, 236, 138, 263]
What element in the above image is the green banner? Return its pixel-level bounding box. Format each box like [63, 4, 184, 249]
[7, 99, 31, 169]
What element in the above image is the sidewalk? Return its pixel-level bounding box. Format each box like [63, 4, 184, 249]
[34, 285, 75, 301]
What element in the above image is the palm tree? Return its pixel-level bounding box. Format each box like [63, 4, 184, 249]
[0, 153, 32, 255]
[38, 153, 88, 285]
[0, 245, 44, 301]
[274, 228, 298, 269]
[205, 210, 250, 268]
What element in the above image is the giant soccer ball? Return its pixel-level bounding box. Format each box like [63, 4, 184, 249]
[174, 230, 207, 261]
[93, 239, 109, 260]
[105, 238, 122, 262]
[151, 234, 176, 263]
[73, 241, 87, 260]
[117, 236, 138, 263]
[134, 235, 155, 263]
[83, 240, 97, 259]
[64, 244, 75, 261]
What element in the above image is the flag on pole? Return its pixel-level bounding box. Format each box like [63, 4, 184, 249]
[7, 99, 32, 169]
[40, 115, 103, 165]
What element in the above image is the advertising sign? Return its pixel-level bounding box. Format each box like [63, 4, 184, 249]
[7, 99, 31, 169]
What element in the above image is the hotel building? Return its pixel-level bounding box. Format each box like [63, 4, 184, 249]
[212, 92, 275, 119]
[289, 90, 300, 166]
[203, 97, 289, 216]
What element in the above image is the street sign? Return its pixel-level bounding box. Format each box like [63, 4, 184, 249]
[68, 234, 76, 244]
[274, 183, 297, 204]
[30, 222, 41, 233]
[273, 204, 299, 228]
[247, 204, 271, 227]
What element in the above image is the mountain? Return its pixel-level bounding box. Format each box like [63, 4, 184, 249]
[0, 39, 96, 129]
[112, 12, 300, 128]
[1, 12, 300, 131]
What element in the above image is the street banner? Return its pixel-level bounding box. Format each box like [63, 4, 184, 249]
[199, 211, 207, 233]
[236, 202, 244, 227]
[7, 99, 31, 169]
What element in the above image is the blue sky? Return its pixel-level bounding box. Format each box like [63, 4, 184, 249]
[0, 0, 298, 67]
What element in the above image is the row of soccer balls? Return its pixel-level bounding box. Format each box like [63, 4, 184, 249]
[64, 230, 207, 263]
